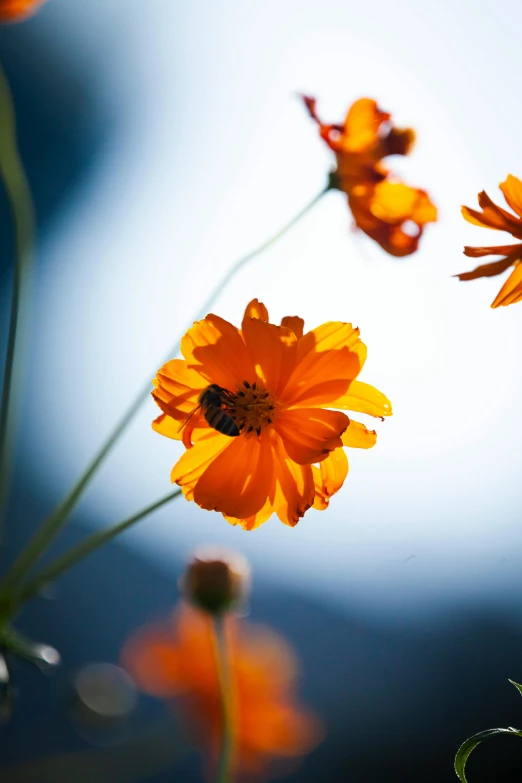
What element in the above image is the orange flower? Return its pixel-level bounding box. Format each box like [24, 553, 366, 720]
[303, 95, 437, 256]
[152, 299, 391, 530]
[0, 0, 46, 21]
[456, 175, 522, 308]
[122, 604, 322, 779]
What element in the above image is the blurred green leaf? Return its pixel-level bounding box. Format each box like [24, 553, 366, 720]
[454, 727, 522, 782]
[509, 680, 522, 698]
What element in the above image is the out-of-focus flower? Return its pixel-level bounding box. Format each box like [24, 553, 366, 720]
[0, 0, 47, 21]
[182, 547, 251, 615]
[303, 96, 437, 256]
[122, 604, 322, 780]
[456, 175, 522, 308]
[152, 299, 391, 530]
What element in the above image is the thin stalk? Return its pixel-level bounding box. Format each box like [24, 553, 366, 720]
[212, 616, 234, 783]
[0, 186, 328, 590]
[14, 488, 182, 605]
[0, 62, 35, 538]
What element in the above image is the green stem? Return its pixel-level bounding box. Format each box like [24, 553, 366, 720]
[14, 488, 182, 605]
[0, 61, 35, 539]
[213, 616, 234, 783]
[0, 185, 328, 590]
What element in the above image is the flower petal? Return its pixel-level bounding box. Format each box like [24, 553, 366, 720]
[280, 315, 304, 338]
[282, 323, 365, 404]
[193, 433, 274, 518]
[499, 175, 522, 219]
[312, 448, 349, 510]
[491, 264, 522, 308]
[241, 317, 298, 397]
[342, 419, 377, 449]
[275, 408, 348, 465]
[270, 432, 315, 526]
[171, 429, 231, 499]
[181, 314, 255, 390]
[330, 380, 392, 418]
[223, 497, 275, 531]
[455, 255, 517, 281]
[121, 628, 185, 697]
[461, 192, 521, 234]
[152, 359, 207, 419]
[343, 98, 390, 153]
[463, 244, 521, 259]
[242, 298, 269, 326]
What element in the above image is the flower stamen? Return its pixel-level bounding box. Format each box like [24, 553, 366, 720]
[227, 381, 277, 437]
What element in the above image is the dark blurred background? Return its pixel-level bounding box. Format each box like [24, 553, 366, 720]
[2, 1, 522, 781]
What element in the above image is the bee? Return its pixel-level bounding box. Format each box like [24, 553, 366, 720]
[179, 384, 240, 437]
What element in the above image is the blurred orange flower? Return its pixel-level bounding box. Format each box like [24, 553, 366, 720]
[456, 175, 522, 308]
[303, 96, 437, 256]
[122, 604, 322, 779]
[152, 299, 391, 529]
[0, 0, 46, 21]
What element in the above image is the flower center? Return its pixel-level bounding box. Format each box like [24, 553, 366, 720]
[229, 380, 276, 437]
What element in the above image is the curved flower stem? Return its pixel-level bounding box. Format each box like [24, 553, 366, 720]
[12, 488, 182, 607]
[212, 616, 234, 783]
[0, 185, 329, 591]
[0, 62, 35, 540]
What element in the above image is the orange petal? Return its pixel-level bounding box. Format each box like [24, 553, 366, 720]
[369, 181, 432, 223]
[491, 264, 522, 308]
[312, 448, 349, 510]
[270, 432, 315, 526]
[275, 408, 348, 465]
[193, 433, 274, 518]
[463, 244, 521, 259]
[461, 192, 521, 233]
[282, 323, 365, 404]
[152, 359, 207, 418]
[344, 98, 390, 153]
[171, 429, 231, 499]
[223, 497, 275, 531]
[121, 628, 185, 697]
[181, 314, 255, 390]
[280, 315, 304, 338]
[242, 298, 269, 326]
[499, 175, 522, 219]
[283, 347, 363, 407]
[241, 317, 298, 397]
[342, 419, 377, 449]
[455, 255, 517, 281]
[330, 380, 392, 418]
[0, 0, 46, 21]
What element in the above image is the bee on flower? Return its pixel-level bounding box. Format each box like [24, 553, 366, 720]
[303, 95, 437, 256]
[456, 175, 522, 307]
[0, 0, 47, 21]
[151, 299, 391, 530]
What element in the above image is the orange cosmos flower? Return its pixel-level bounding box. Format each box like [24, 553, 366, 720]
[303, 95, 437, 256]
[0, 0, 47, 21]
[122, 603, 322, 780]
[152, 299, 391, 530]
[456, 175, 522, 308]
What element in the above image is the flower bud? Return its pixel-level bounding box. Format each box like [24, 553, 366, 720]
[181, 548, 251, 615]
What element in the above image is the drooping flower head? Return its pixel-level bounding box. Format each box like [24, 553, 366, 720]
[152, 299, 391, 530]
[303, 96, 437, 256]
[122, 603, 322, 780]
[0, 0, 47, 21]
[456, 175, 522, 308]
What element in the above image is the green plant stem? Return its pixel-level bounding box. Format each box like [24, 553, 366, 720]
[213, 616, 234, 783]
[0, 186, 329, 591]
[14, 488, 182, 606]
[0, 62, 35, 539]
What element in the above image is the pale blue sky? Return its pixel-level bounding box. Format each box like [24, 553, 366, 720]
[27, 0, 522, 619]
